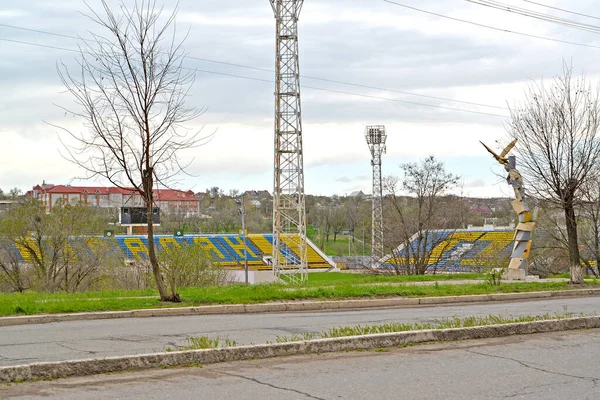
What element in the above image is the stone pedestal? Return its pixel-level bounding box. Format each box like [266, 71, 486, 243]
[502, 268, 526, 281]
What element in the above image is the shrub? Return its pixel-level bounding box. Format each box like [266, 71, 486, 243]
[158, 243, 229, 300]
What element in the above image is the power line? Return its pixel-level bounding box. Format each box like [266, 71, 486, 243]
[300, 86, 507, 118]
[0, 23, 80, 40]
[0, 37, 79, 53]
[523, 1, 600, 21]
[383, 0, 600, 49]
[0, 36, 508, 118]
[0, 22, 507, 110]
[466, 0, 600, 35]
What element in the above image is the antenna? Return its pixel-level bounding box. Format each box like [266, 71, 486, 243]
[365, 125, 387, 266]
[270, 0, 307, 283]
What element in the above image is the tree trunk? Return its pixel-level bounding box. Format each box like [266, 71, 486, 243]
[144, 174, 170, 301]
[564, 200, 583, 284]
[594, 223, 600, 277]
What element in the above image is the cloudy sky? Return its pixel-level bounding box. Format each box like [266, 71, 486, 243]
[1, 0, 599, 197]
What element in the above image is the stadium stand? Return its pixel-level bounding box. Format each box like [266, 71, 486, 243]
[10, 233, 336, 270]
[381, 229, 514, 272]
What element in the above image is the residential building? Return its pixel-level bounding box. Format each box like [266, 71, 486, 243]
[0, 200, 18, 213]
[27, 183, 200, 216]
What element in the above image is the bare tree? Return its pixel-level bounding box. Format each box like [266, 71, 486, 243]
[0, 238, 28, 293]
[384, 156, 461, 275]
[56, 1, 207, 300]
[331, 207, 346, 243]
[579, 177, 600, 276]
[508, 66, 600, 284]
[344, 195, 367, 243]
[0, 200, 114, 292]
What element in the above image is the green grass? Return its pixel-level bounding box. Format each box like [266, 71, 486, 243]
[176, 311, 591, 351]
[273, 311, 589, 343]
[305, 272, 485, 286]
[548, 273, 599, 280]
[166, 336, 237, 352]
[309, 234, 370, 256]
[0, 280, 596, 317]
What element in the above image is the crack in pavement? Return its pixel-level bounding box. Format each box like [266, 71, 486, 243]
[100, 336, 150, 343]
[465, 349, 600, 387]
[503, 389, 543, 399]
[501, 379, 572, 399]
[0, 353, 37, 362]
[217, 371, 328, 400]
[56, 343, 98, 355]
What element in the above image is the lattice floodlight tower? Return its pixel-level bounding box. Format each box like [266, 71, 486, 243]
[365, 125, 387, 266]
[481, 139, 538, 280]
[269, 0, 308, 283]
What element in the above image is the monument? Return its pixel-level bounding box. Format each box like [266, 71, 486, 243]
[481, 139, 537, 280]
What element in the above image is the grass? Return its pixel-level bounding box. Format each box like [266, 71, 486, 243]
[273, 311, 589, 343]
[305, 272, 485, 286]
[0, 279, 596, 317]
[308, 233, 371, 257]
[176, 311, 590, 350]
[549, 273, 599, 280]
[166, 336, 237, 352]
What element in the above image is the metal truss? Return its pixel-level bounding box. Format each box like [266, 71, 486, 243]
[269, 0, 307, 283]
[365, 125, 387, 266]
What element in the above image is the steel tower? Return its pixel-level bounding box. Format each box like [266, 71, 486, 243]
[365, 126, 387, 264]
[269, 0, 307, 283]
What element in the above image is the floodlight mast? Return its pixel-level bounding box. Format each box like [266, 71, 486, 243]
[365, 125, 387, 266]
[269, 0, 308, 283]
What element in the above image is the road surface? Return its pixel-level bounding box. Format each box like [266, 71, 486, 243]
[3, 329, 600, 399]
[1, 296, 599, 367]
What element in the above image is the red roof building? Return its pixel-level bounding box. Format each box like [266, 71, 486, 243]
[28, 183, 200, 215]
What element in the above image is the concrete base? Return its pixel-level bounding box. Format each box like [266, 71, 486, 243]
[503, 268, 526, 281]
[229, 270, 280, 284]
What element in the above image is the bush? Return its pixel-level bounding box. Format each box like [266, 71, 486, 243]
[158, 243, 229, 300]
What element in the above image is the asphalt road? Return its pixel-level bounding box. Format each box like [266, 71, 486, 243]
[4, 329, 600, 399]
[1, 296, 599, 367]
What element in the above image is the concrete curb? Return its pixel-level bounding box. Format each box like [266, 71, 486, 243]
[2, 288, 600, 327]
[1, 316, 599, 383]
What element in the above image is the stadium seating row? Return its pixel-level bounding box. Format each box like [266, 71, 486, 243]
[12, 234, 335, 270]
[382, 229, 515, 272]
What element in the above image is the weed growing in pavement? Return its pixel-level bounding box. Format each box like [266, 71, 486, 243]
[169, 311, 593, 353]
[373, 348, 390, 352]
[274, 311, 592, 343]
[165, 336, 238, 352]
[275, 333, 317, 343]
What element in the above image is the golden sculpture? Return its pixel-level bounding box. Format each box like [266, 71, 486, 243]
[481, 139, 537, 276]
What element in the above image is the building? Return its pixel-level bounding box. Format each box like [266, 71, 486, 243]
[27, 183, 201, 216]
[0, 200, 18, 213]
[243, 190, 272, 200]
[348, 190, 365, 198]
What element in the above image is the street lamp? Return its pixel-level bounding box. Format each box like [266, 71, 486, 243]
[235, 195, 249, 284]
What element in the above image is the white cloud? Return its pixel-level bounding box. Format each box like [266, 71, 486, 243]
[2, 0, 599, 197]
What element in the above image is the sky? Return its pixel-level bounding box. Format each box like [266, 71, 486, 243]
[1, 0, 600, 198]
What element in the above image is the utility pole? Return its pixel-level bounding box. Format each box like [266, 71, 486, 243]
[236, 196, 249, 284]
[365, 126, 387, 266]
[269, 0, 308, 283]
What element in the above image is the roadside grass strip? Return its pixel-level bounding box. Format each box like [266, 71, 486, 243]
[177, 312, 588, 348]
[1, 281, 599, 317]
[2, 312, 599, 383]
[302, 272, 486, 286]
